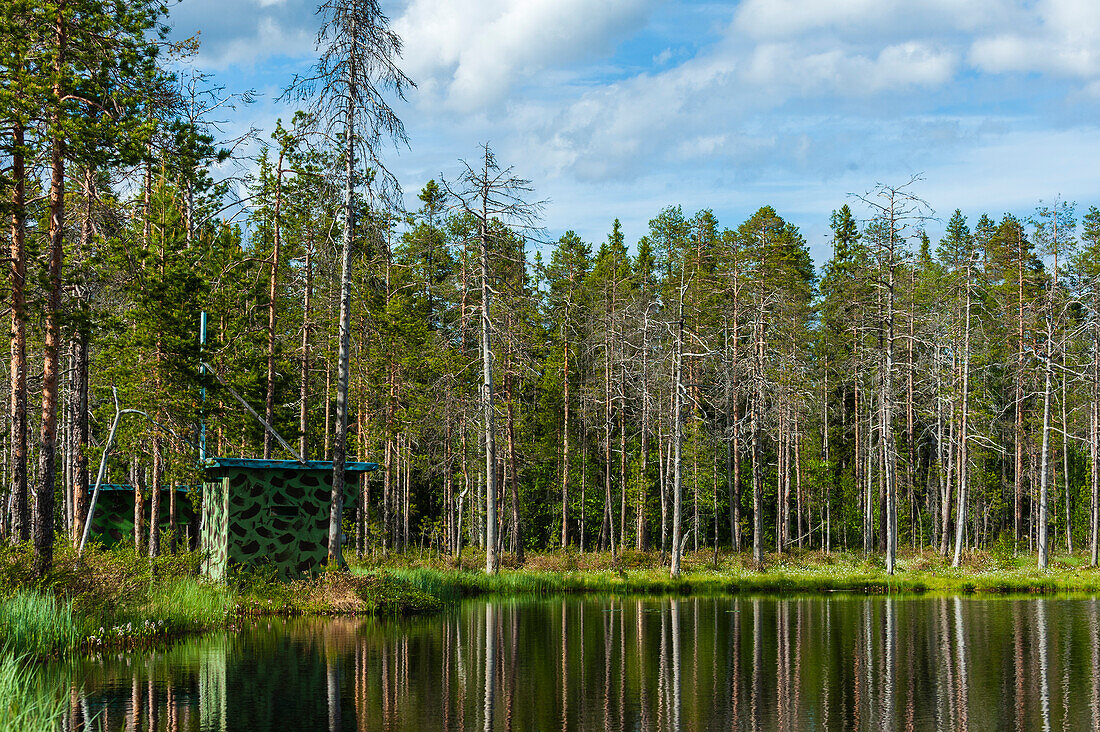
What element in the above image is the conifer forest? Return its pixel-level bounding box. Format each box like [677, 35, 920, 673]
[6, 0, 1100, 582]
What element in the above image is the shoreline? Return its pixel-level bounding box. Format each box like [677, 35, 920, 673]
[5, 545, 1100, 659]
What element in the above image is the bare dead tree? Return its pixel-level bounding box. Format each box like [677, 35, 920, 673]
[854, 176, 932, 575]
[283, 0, 413, 569]
[444, 144, 543, 575]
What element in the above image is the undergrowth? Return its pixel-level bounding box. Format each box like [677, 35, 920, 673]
[0, 541, 441, 656]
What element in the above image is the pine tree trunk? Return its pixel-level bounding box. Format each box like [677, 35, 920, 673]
[730, 314, 742, 552]
[36, 8, 66, 575]
[1039, 340, 1053, 569]
[299, 236, 312, 459]
[607, 328, 616, 550]
[619, 373, 626, 553]
[506, 371, 522, 564]
[638, 366, 648, 551]
[1091, 327, 1099, 566]
[1015, 235, 1026, 548]
[324, 365, 332, 460]
[751, 315, 764, 567]
[328, 64, 356, 570]
[1062, 379, 1073, 553]
[132, 457, 144, 554]
[561, 337, 570, 548]
[940, 349, 956, 557]
[8, 122, 28, 544]
[795, 425, 804, 548]
[658, 417, 667, 557]
[883, 230, 898, 575]
[149, 439, 161, 557]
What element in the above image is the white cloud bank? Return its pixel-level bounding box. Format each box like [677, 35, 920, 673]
[393, 0, 661, 111]
[168, 0, 1100, 255]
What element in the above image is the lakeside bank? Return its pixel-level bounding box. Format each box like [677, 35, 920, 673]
[5, 543, 1100, 659]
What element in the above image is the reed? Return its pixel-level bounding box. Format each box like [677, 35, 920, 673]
[141, 577, 233, 631]
[0, 653, 66, 732]
[0, 592, 81, 657]
[361, 550, 1100, 602]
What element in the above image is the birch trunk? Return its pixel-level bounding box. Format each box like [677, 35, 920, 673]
[670, 296, 685, 578]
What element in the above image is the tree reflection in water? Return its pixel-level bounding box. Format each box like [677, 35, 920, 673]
[48, 596, 1100, 730]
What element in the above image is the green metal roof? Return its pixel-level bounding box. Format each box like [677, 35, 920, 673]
[200, 458, 381, 472]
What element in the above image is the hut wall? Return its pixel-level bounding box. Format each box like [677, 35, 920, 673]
[201, 464, 362, 580]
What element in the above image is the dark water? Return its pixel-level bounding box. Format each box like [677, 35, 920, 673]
[53, 595, 1100, 730]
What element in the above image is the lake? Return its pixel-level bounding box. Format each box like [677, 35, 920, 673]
[53, 595, 1100, 730]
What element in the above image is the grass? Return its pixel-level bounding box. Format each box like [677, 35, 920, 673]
[0, 541, 441, 657]
[0, 653, 67, 732]
[352, 547, 1100, 601]
[4, 538, 1100, 658]
[0, 592, 81, 657]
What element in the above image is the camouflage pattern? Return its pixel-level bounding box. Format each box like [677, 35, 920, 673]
[200, 460, 378, 581]
[87, 486, 197, 548]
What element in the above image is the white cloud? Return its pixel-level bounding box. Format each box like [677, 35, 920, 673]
[499, 23, 959, 184]
[970, 0, 1100, 77]
[392, 0, 660, 111]
[733, 0, 1016, 42]
[165, 0, 1100, 267]
[744, 41, 956, 94]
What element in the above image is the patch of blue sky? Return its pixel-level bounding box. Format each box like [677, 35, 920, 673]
[158, 0, 1100, 266]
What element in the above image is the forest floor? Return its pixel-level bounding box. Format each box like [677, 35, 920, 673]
[3, 542, 1099, 660]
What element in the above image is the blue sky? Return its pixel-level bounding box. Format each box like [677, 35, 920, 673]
[168, 0, 1100, 264]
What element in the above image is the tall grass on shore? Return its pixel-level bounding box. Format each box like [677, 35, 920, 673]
[0, 592, 80, 657]
[354, 548, 1100, 602]
[143, 577, 233, 631]
[0, 653, 66, 731]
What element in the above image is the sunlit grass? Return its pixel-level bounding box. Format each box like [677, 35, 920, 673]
[354, 547, 1100, 602]
[140, 577, 234, 631]
[0, 653, 67, 732]
[0, 592, 81, 657]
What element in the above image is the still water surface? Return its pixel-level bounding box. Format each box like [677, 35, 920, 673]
[55, 595, 1100, 730]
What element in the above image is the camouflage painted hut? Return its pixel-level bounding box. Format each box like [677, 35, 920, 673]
[199, 458, 380, 580]
[86, 485, 197, 548]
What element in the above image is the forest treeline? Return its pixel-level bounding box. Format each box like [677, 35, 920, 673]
[3, 0, 1099, 578]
